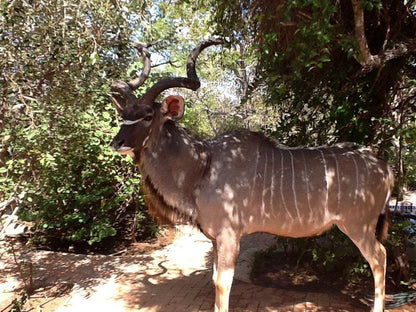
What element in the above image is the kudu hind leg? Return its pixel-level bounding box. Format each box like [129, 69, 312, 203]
[212, 234, 240, 312]
[339, 225, 386, 312]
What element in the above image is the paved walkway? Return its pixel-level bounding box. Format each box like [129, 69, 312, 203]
[1, 226, 414, 311]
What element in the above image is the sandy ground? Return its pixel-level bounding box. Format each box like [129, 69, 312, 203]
[1, 226, 209, 311]
[1, 191, 415, 312]
[0, 226, 279, 312]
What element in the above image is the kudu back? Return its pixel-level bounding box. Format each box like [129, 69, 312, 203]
[109, 39, 393, 312]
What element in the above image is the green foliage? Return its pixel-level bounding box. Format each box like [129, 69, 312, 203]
[280, 0, 337, 71]
[54, 129, 129, 243]
[388, 218, 414, 249]
[0, 0, 151, 247]
[400, 123, 416, 189]
[274, 227, 369, 279]
[211, 0, 415, 153]
[10, 292, 29, 312]
[2, 95, 144, 245]
[0, 0, 235, 248]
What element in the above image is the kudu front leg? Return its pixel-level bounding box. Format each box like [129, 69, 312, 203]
[212, 233, 240, 312]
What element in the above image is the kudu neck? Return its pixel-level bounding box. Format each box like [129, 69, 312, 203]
[142, 120, 207, 160]
[138, 121, 210, 221]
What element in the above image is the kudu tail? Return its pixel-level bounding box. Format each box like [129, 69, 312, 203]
[376, 205, 389, 243]
[376, 167, 394, 243]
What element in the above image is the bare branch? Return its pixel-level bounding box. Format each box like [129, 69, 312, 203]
[152, 60, 180, 68]
[351, 0, 380, 68]
[381, 39, 416, 63]
[351, 0, 416, 72]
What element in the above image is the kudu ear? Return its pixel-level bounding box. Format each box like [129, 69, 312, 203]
[161, 95, 185, 120]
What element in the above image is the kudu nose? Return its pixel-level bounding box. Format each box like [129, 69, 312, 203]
[110, 139, 124, 151]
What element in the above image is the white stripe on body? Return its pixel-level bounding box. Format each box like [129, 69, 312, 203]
[270, 149, 276, 216]
[301, 150, 312, 215]
[329, 149, 341, 212]
[279, 149, 294, 220]
[261, 149, 268, 216]
[288, 150, 301, 221]
[318, 149, 329, 215]
[351, 153, 359, 206]
[249, 143, 261, 207]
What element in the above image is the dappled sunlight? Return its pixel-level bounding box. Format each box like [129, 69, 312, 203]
[0, 275, 21, 307]
[56, 276, 126, 312]
[197, 136, 392, 240]
[109, 38, 394, 310]
[0, 229, 383, 311]
[129, 116, 393, 311]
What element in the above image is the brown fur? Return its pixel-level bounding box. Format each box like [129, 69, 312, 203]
[110, 52, 394, 312]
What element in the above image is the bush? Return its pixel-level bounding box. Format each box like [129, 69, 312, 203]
[268, 221, 416, 289]
[0, 0, 160, 250]
[1, 96, 151, 247]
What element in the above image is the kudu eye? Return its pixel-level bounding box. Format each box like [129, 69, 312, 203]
[144, 115, 152, 122]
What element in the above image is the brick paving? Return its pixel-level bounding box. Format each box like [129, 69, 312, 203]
[1, 226, 415, 311]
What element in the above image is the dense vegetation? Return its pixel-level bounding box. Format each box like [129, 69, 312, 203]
[209, 0, 416, 285]
[1, 0, 415, 283]
[209, 0, 416, 286]
[1, 0, 151, 247]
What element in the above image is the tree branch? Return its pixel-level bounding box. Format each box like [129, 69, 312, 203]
[351, 0, 374, 64]
[1, 73, 8, 134]
[351, 0, 416, 72]
[152, 60, 180, 68]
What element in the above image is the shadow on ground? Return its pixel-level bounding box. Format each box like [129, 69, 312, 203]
[3, 229, 411, 311]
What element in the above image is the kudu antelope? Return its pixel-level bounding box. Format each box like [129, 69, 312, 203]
[109, 39, 393, 312]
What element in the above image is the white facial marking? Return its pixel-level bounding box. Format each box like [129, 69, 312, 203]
[123, 119, 142, 125]
[123, 115, 152, 127]
[118, 146, 133, 152]
[142, 129, 152, 147]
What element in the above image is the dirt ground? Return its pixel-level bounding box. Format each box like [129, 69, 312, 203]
[252, 249, 416, 310]
[1, 191, 416, 311]
[2, 227, 415, 312]
[0, 228, 179, 312]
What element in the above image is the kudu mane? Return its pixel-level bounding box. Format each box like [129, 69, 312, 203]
[142, 175, 191, 225]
